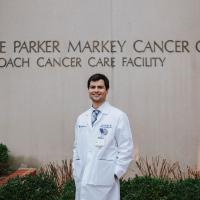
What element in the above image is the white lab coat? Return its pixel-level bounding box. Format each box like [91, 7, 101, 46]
[72, 102, 133, 200]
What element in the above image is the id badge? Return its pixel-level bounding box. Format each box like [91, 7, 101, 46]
[95, 137, 105, 147]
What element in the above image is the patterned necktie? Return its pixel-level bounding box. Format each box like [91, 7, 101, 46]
[91, 110, 100, 127]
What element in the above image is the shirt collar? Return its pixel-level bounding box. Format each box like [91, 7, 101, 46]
[90, 101, 109, 115]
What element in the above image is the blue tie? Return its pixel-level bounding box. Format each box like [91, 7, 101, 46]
[91, 110, 100, 127]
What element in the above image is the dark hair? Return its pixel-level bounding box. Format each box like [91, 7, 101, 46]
[87, 73, 109, 90]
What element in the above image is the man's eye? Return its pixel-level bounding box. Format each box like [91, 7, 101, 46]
[89, 86, 104, 89]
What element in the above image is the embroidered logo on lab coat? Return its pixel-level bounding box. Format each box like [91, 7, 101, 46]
[78, 124, 87, 128]
[99, 128, 108, 135]
[100, 124, 112, 129]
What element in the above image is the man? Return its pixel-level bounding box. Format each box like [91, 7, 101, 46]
[72, 73, 133, 200]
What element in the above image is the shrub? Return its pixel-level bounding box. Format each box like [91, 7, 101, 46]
[60, 180, 75, 200]
[59, 176, 200, 200]
[168, 178, 200, 200]
[120, 176, 174, 200]
[0, 174, 60, 200]
[0, 144, 9, 176]
[39, 159, 73, 190]
[120, 176, 200, 200]
[135, 156, 200, 180]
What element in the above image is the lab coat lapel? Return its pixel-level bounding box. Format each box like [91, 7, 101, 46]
[86, 111, 92, 130]
[86, 102, 110, 128]
[86, 112, 102, 128]
[94, 112, 103, 126]
[85, 109, 101, 128]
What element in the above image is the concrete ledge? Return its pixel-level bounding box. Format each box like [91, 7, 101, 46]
[0, 168, 37, 186]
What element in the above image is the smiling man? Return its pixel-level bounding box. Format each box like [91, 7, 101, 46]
[72, 73, 133, 200]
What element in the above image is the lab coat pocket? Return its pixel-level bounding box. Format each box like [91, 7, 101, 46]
[91, 159, 115, 186]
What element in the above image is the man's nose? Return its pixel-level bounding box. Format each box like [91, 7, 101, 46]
[94, 87, 99, 92]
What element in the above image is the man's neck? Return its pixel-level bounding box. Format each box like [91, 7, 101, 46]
[92, 101, 105, 109]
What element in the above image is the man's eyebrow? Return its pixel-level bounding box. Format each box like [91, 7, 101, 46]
[89, 85, 105, 88]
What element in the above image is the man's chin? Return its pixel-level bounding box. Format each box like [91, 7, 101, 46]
[91, 97, 103, 102]
[92, 98, 101, 102]
[90, 96, 100, 101]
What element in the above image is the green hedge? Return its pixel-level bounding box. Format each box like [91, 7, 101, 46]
[0, 143, 9, 175]
[60, 180, 75, 200]
[0, 175, 199, 200]
[120, 176, 200, 200]
[60, 176, 200, 200]
[167, 178, 200, 200]
[0, 174, 60, 200]
[120, 176, 174, 200]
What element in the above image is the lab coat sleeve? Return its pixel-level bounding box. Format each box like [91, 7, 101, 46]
[72, 120, 79, 181]
[114, 113, 133, 179]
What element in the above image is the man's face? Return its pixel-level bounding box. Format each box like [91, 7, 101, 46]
[88, 79, 108, 104]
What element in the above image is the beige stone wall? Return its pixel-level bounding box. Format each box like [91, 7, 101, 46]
[0, 0, 200, 170]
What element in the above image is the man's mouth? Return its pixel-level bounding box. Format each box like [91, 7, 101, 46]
[92, 94, 101, 97]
